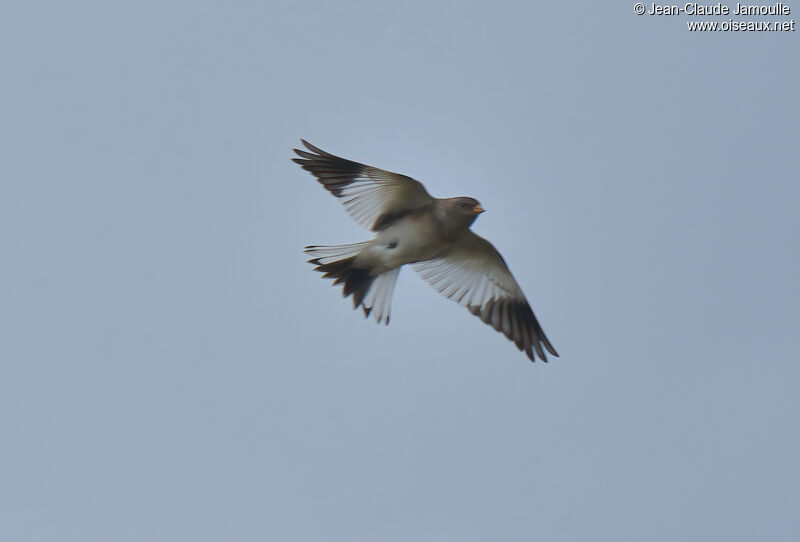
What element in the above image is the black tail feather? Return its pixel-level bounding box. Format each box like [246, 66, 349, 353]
[308, 256, 375, 310]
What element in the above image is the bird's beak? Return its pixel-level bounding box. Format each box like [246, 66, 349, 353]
[473, 205, 485, 214]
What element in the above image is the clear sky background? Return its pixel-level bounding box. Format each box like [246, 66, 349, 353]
[2, 2, 798, 541]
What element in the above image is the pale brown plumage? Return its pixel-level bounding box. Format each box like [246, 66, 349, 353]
[293, 140, 558, 362]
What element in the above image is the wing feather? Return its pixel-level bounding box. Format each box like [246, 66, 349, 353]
[413, 231, 558, 362]
[293, 140, 435, 231]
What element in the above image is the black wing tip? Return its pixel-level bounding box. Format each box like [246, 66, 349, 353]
[532, 344, 558, 362]
[292, 139, 321, 160]
[470, 298, 557, 364]
[527, 340, 557, 363]
[297, 139, 333, 157]
[532, 334, 558, 361]
[292, 141, 364, 186]
[524, 346, 548, 363]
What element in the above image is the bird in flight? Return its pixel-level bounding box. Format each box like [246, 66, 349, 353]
[293, 140, 558, 362]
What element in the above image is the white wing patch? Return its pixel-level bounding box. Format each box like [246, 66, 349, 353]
[293, 141, 434, 231]
[413, 231, 557, 362]
[413, 235, 523, 310]
[338, 174, 411, 230]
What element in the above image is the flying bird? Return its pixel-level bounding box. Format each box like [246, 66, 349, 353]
[293, 140, 558, 362]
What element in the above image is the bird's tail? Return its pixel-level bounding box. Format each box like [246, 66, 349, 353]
[305, 242, 399, 325]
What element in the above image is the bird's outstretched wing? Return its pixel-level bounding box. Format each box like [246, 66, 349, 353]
[413, 231, 558, 362]
[292, 140, 435, 231]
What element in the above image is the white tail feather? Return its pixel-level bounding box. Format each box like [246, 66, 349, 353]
[362, 268, 400, 325]
[304, 242, 370, 264]
[305, 242, 400, 324]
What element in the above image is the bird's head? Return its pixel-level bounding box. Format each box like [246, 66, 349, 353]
[437, 196, 485, 234]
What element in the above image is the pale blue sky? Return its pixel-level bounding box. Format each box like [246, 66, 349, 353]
[1, 2, 798, 541]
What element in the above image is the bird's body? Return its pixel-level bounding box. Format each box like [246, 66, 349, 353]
[293, 140, 558, 362]
[357, 207, 446, 273]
